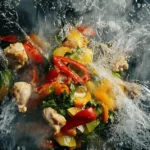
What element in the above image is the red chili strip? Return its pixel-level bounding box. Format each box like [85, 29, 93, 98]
[52, 56, 90, 83]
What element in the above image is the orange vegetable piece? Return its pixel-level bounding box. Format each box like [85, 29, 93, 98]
[55, 128, 77, 137]
[94, 90, 115, 110]
[101, 103, 109, 123]
[93, 79, 115, 110]
[74, 92, 91, 107]
[35, 82, 69, 98]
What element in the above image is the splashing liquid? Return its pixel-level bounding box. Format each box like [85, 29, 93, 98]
[0, 0, 150, 149]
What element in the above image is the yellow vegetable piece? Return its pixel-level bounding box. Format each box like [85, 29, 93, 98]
[78, 48, 93, 65]
[54, 135, 76, 147]
[67, 107, 82, 116]
[93, 79, 115, 110]
[74, 92, 91, 107]
[94, 90, 115, 110]
[53, 46, 72, 56]
[67, 29, 88, 48]
[86, 81, 96, 94]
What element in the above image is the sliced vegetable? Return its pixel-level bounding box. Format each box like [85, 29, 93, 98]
[31, 66, 39, 86]
[112, 72, 121, 78]
[77, 25, 96, 36]
[0, 35, 18, 43]
[66, 29, 88, 48]
[54, 135, 76, 147]
[43, 86, 74, 117]
[0, 69, 13, 101]
[86, 119, 100, 132]
[36, 82, 69, 98]
[0, 69, 13, 88]
[23, 43, 44, 64]
[86, 81, 96, 94]
[69, 48, 93, 65]
[74, 92, 91, 107]
[101, 103, 109, 123]
[53, 46, 72, 56]
[61, 107, 97, 133]
[93, 79, 115, 110]
[67, 107, 81, 116]
[94, 90, 115, 110]
[56, 128, 77, 137]
[46, 68, 60, 83]
[52, 56, 90, 83]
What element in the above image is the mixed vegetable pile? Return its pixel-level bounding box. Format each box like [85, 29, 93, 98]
[0, 25, 140, 149]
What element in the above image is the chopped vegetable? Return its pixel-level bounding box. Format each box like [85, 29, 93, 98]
[69, 48, 93, 65]
[36, 82, 69, 98]
[67, 107, 81, 116]
[0, 69, 13, 101]
[66, 29, 88, 48]
[23, 43, 44, 64]
[74, 92, 91, 107]
[86, 119, 100, 132]
[0, 35, 18, 43]
[43, 84, 74, 117]
[101, 103, 109, 123]
[54, 135, 76, 147]
[46, 68, 60, 83]
[61, 107, 97, 133]
[52, 56, 90, 83]
[77, 25, 96, 36]
[53, 46, 72, 56]
[94, 89, 115, 110]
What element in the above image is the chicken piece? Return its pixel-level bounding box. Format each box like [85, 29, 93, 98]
[113, 56, 129, 72]
[43, 107, 66, 135]
[12, 82, 32, 113]
[4, 43, 28, 70]
[123, 82, 141, 98]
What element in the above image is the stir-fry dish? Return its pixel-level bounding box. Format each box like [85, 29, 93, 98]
[0, 25, 141, 149]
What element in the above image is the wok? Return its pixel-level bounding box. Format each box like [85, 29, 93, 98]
[0, 0, 150, 149]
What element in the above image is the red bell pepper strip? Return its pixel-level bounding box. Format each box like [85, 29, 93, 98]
[46, 68, 60, 83]
[23, 43, 44, 64]
[31, 66, 39, 86]
[77, 25, 96, 36]
[0, 35, 18, 43]
[61, 107, 97, 132]
[52, 56, 90, 83]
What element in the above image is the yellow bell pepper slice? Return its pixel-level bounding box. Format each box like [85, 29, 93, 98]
[86, 80, 96, 94]
[53, 46, 72, 56]
[67, 29, 88, 48]
[54, 135, 76, 147]
[67, 107, 82, 116]
[93, 79, 115, 110]
[74, 92, 91, 107]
